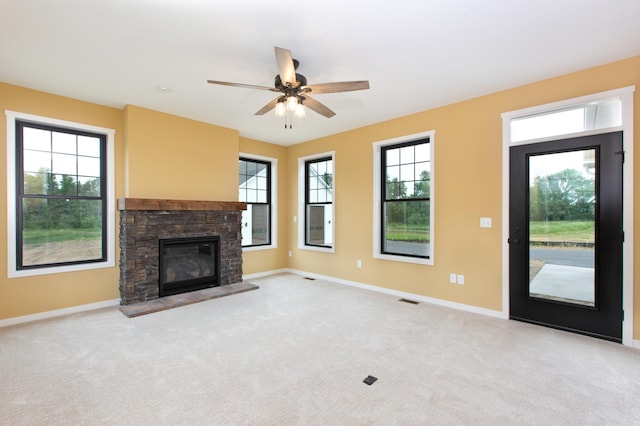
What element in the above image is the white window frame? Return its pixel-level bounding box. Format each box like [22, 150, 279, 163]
[5, 110, 116, 278]
[298, 151, 335, 253]
[373, 130, 435, 266]
[239, 152, 278, 252]
[501, 86, 635, 345]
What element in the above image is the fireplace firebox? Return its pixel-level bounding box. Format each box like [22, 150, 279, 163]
[159, 236, 220, 297]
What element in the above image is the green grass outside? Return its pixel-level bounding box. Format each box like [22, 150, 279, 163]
[386, 221, 593, 243]
[386, 225, 430, 242]
[529, 220, 594, 243]
[23, 228, 102, 244]
[23, 221, 590, 245]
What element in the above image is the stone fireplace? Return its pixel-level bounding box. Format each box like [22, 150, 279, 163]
[118, 198, 246, 305]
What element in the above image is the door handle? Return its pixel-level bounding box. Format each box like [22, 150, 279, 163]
[508, 238, 521, 245]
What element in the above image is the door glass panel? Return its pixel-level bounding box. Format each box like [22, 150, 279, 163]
[528, 149, 595, 306]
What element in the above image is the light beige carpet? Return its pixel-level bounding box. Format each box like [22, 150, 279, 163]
[1, 273, 639, 425]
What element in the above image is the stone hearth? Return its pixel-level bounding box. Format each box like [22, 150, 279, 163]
[118, 198, 246, 305]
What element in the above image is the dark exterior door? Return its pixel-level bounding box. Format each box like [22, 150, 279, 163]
[509, 132, 623, 342]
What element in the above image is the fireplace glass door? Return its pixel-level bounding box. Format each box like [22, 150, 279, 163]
[159, 236, 220, 297]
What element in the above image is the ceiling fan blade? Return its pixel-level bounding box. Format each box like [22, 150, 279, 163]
[207, 80, 278, 92]
[254, 98, 281, 116]
[303, 80, 370, 94]
[275, 47, 297, 87]
[303, 96, 336, 118]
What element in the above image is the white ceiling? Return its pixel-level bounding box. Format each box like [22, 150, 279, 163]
[2, 0, 639, 146]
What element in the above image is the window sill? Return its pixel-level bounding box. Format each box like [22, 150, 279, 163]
[242, 244, 277, 252]
[8, 259, 116, 279]
[373, 253, 433, 266]
[299, 245, 335, 254]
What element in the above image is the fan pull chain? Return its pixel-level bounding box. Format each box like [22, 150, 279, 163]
[284, 110, 293, 129]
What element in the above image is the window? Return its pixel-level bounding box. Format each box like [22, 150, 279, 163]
[374, 132, 434, 264]
[6, 111, 115, 277]
[510, 96, 622, 143]
[298, 153, 334, 250]
[239, 156, 274, 248]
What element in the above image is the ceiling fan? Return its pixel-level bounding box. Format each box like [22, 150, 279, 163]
[207, 47, 369, 121]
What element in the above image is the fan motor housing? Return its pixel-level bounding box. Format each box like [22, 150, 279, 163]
[275, 73, 307, 90]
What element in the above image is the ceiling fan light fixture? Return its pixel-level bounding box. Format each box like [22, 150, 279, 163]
[286, 95, 298, 111]
[207, 46, 369, 123]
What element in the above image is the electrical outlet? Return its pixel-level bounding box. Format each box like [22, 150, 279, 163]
[450, 273, 457, 284]
[457, 274, 464, 285]
[480, 217, 492, 228]
[288, 250, 292, 257]
[357, 259, 362, 269]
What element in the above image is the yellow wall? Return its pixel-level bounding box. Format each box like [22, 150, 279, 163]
[0, 83, 125, 318]
[286, 56, 640, 335]
[1, 56, 639, 340]
[239, 137, 289, 275]
[123, 105, 239, 200]
[0, 87, 286, 320]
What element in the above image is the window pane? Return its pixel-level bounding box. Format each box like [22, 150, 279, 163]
[415, 161, 430, 181]
[510, 97, 623, 143]
[24, 172, 50, 195]
[52, 132, 76, 154]
[52, 174, 78, 196]
[256, 190, 267, 203]
[256, 176, 267, 191]
[309, 175, 318, 190]
[386, 181, 398, 199]
[250, 204, 269, 245]
[246, 161, 257, 176]
[383, 200, 430, 257]
[77, 156, 100, 177]
[78, 176, 101, 197]
[415, 143, 430, 162]
[21, 198, 103, 266]
[23, 127, 51, 151]
[23, 150, 51, 173]
[386, 148, 400, 166]
[77, 136, 101, 157]
[386, 165, 399, 181]
[415, 174, 430, 198]
[52, 153, 77, 175]
[306, 204, 332, 246]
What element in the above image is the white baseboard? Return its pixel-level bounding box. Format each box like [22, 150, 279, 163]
[243, 268, 289, 281]
[0, 299, 120, 328]
[285, 268, 507, 319]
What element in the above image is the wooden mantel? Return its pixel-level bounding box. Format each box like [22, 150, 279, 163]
[118, 198, 247, 211]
